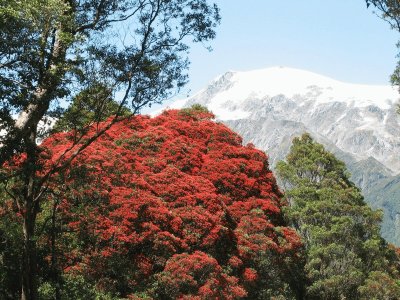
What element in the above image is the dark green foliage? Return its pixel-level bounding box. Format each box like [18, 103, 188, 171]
[52, 84, 132, 133]
[277, 133, 400, 299]
[38, 274, 116, 300]
[358, 270, 400, 300]
[0, 185, 23, 300]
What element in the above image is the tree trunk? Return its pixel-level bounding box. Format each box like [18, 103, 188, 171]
[21, 130, 39, 300]
[50, 199, 62, 300]
[21, 206, 38, 300]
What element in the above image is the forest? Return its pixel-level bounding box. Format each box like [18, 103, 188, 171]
[2, 105, 400, 299]
[1, 0, 400, 299]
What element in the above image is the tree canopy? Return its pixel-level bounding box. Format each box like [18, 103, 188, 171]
[1, 106, 304, 299]
[0, 1, 220, 299]
[0, 0, 220, 164]
[277, 133, 400, 299]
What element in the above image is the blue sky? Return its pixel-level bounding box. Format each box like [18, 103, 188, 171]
[165, 0, 399, 102]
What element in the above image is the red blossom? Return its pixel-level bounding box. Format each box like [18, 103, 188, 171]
[30, 108, 303, 297]
[243, 268, 258, 282]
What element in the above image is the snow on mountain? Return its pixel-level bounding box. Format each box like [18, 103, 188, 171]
[170, 66, 400, 175]
[166, 66, 400, 244]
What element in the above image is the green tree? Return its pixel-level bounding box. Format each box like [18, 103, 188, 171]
[52, 83, 132, 133]
[277, 133, 400, 299]
[0, 183, 24, 299]
[0, 1, 220, 299]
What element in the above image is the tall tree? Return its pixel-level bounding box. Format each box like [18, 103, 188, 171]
[0, 1, 220, 299]
[277, 133, 400, 299]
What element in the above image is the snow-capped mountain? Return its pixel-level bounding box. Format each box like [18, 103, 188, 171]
[169, 66, 400, 244]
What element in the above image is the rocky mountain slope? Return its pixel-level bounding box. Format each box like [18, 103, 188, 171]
[168, 67, 400, 245]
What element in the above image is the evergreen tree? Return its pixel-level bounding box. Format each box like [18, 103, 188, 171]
[277, 133, 400, 299]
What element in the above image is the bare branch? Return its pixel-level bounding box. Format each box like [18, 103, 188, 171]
[75, 0, 146, 33]
[0, 59, 18, 69]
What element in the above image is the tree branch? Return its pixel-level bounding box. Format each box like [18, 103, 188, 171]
[75, 0, 146, 33]
[34, 78, 134, 202]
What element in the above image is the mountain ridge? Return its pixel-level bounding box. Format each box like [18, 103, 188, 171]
[168, 66, 400, 244]
[171, 66, 400, 174]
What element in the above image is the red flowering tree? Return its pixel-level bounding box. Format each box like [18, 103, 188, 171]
[21, 106, 303, 298]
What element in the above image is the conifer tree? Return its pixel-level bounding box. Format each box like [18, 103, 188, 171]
[277, 133, 400, 299]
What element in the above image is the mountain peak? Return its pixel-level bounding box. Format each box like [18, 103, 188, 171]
[206, 67, 399, 114]
[168, 67, 399, 119]
[167, 66, 400, 245]
[170, 66, 400, 174]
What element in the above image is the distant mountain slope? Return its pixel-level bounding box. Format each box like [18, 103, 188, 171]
[170, 66, 400, 245]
